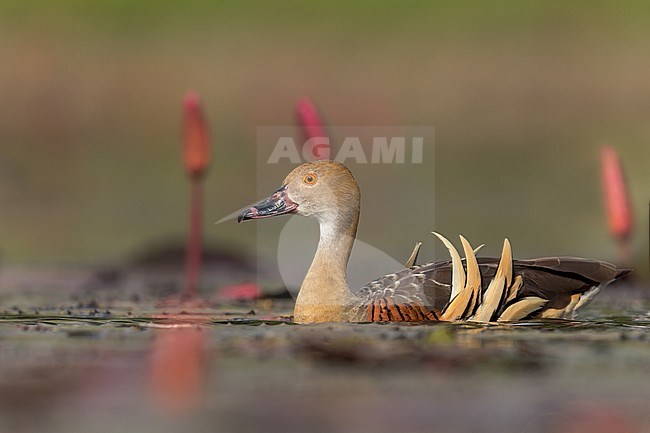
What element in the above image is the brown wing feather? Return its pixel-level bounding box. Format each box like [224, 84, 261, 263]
[418, 256, 627, 320]
[515, 257, 622, 284]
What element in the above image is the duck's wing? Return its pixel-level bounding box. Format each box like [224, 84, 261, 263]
[415, 255, 628, 321]
[352, 234, 629, 323]
[505, 257, 627, 319]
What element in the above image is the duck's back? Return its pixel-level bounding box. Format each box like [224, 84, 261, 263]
[353, 256, 628, 322]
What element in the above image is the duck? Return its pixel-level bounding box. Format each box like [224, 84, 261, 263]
[238, 160, 629, 324]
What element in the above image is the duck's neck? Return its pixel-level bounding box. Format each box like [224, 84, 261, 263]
[294, 211, 359, 323]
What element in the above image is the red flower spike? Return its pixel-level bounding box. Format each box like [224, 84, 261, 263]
[600, 146, 633, 241]
[296, 97, 330, 160]
[183, 91, 211, 179]
[182, 91, 211, 298]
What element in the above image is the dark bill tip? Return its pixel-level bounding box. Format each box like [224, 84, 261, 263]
[237, 208, 257, 223]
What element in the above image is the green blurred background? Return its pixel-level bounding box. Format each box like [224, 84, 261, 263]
[1, 0, 648, 272]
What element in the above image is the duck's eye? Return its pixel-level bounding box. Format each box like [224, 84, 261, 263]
[303, 173, 317, 185]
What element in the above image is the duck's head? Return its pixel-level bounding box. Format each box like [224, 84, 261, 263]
[238, 160, 360, 225]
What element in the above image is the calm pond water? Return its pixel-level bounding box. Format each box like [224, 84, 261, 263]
[0, 288, 648, 433]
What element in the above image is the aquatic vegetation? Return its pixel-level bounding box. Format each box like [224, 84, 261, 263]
[182, 91, 211, 298]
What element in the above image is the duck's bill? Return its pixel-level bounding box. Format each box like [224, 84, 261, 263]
[237, 185, 298, 222]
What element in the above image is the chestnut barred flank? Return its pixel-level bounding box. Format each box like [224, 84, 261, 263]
[369, 298, 438, 322]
